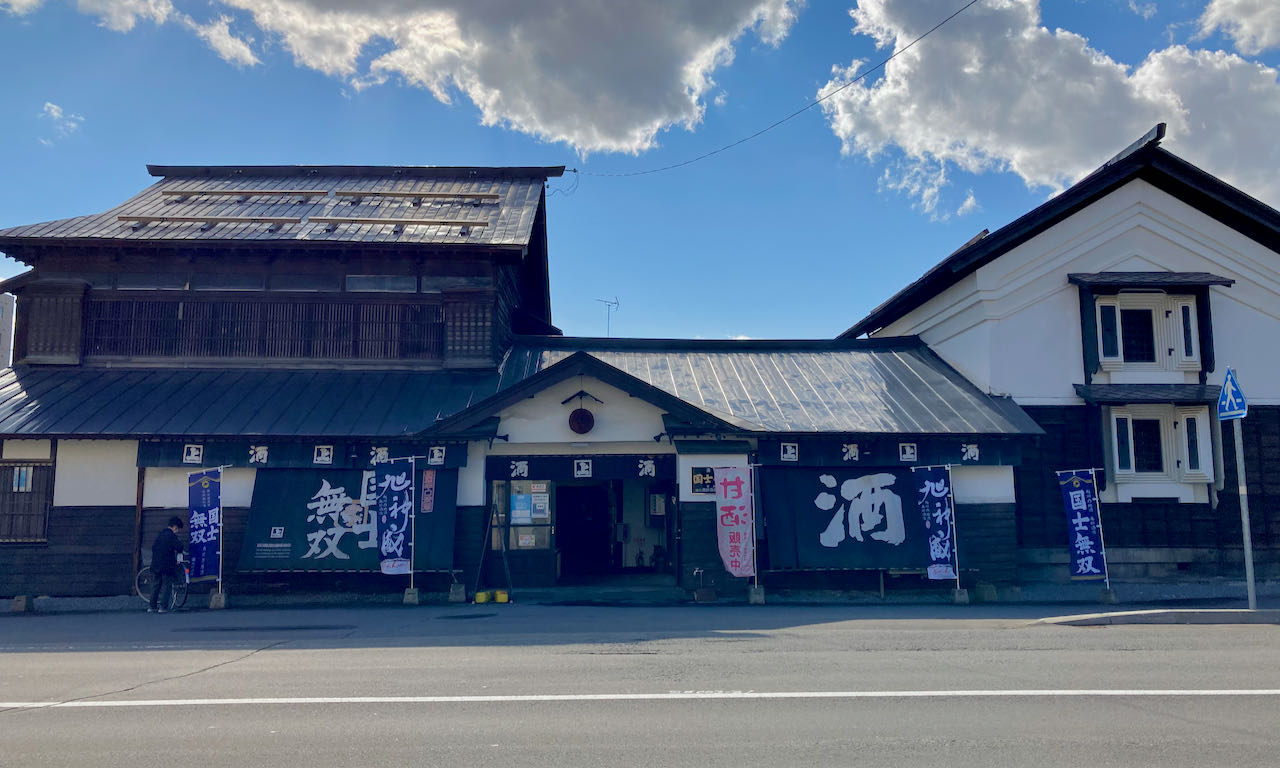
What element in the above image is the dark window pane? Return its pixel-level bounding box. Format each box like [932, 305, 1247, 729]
[191, 273, 264, 291]
[1100, 305, 1119, 358]
[1115, 417, 1132, 471]
[117, 273, 187, 290]
[346, 275, 416, 293]
[1132, 419, 1163, 473]
[1181, 305, 1194, 357]
[1185, 418, 1200, 471]
[1120, 309, 1156, 362]
[271, 274, 340, 292]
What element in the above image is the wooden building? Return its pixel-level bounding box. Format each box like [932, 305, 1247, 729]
[843, 126, 1280, 583]
[0, 162, 1043, 599]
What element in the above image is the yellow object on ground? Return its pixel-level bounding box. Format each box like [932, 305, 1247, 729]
[494, 590, 509, 603]
[474, 591, 491, 603]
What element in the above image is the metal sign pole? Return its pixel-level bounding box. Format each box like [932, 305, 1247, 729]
[946, 465, 960, 592]
[1232, 423, 1257, 610]
[410, 456, 417, 594]
[1088, 468, 1110, 592]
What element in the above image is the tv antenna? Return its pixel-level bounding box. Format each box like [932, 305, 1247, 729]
[595, 297, 620, 337]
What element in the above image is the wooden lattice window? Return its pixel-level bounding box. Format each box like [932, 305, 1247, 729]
[0, 463, 53, 543]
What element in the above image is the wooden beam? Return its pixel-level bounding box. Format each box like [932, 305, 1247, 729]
[308, 217, 488, 227]
[161, 189, 328, 198]
[332, 190, 500, 202]
[120, 215, 303, 224]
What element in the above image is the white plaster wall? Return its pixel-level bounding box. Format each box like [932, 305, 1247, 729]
[53, 440, 139, 507]
[876, 179, 1280, 404]
[497, 376, 669, 444]
[143, 467, 258, 508]
[457, 441, 488, 508]
[950, 466, 1015, 505]
[677, 453, 748, 502]
[3, 439, 51, 460]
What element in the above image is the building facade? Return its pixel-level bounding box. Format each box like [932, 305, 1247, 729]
[844, 126, 1280, 583]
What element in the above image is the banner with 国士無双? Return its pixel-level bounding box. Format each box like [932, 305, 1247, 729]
[187, 468, 222, 582]
[1057, 470, 1108, 581]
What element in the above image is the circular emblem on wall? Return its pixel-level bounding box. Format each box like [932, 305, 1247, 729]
[568, 407, 595, 434]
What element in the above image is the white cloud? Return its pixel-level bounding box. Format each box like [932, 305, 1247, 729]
[214, 0, 802, 154]
[75, 0, 172, 32]
[1198, 0, 1280, 55]
[0, 0, 44, 14]
[819, 0, 1280, 212]
[1128, 1, 1157, 21]
[184, 14, 259, 67]
[38, 101, 84, 144]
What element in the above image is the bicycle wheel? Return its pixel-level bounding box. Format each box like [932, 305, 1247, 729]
[169, 571, 189, 610]
[135, 567, 157, 604]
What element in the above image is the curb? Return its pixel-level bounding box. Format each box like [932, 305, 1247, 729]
[1036, 609, 1280, 626]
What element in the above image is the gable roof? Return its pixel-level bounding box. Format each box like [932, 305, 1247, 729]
[0, 165, 564, 254]
[842, 125, 1280, 338]
[485, 337, 1043, 436]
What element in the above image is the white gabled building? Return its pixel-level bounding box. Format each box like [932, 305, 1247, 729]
[844, 126, 1280, 583]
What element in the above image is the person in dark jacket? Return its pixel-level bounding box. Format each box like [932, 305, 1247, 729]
[149, 516, 185, 613]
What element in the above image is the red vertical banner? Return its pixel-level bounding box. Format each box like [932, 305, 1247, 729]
[713, 467, 756, 578]
[421, 469, 437, 515]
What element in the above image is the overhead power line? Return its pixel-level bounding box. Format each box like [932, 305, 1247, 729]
[569, 0, 982, 179]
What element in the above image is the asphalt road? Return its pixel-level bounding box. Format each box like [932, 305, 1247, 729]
[2, 604, 1278, 767]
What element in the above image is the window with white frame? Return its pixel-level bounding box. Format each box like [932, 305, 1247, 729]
[1097, 293, 1199, 372]
[1110, 405, 1213, 483]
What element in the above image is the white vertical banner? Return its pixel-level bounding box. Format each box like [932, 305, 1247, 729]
[713, 467, 756, 578]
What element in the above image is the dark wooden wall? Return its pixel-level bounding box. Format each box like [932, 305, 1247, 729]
[0, 506, 136, 597]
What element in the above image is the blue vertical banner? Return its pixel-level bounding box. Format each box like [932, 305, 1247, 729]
[1056, 470, 1108, 582]
[914, 466, 958, 581]
[373, 462, 414, 575]
[187, 468, 222, 582]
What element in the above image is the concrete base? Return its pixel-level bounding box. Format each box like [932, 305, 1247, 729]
[748, 586, 766, 605]
[694, 588, 718, 604]
[972, 582, 998, 602]
[448, 583, 467, 603]
[1099, 588, 1119, 604]
[11, 595, 33, 613]
[402, 587, 420, 606]
[953, 588, 970, 605]
[208, 590, 227, 610]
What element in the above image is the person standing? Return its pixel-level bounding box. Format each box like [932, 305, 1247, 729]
[149, 516, 184, 613]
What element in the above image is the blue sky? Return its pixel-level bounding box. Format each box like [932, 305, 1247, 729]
[1, 0, 1278, 339]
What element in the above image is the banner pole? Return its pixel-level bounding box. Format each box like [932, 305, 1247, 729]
[751, 464, 759, 588]
[410, 456, 417, 593]
[1089, 469, 1110, 591]
[947, 465, 960, 592]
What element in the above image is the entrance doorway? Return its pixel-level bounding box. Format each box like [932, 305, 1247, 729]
[556, 484, 612, 581]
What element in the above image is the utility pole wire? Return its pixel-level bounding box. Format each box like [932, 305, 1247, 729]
[569, 0, 982, 179]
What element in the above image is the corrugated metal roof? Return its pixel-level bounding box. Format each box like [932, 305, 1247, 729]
[0, 165, 563, 248]
[0, 367, 500, 438]
[498, 338, 1042, 435]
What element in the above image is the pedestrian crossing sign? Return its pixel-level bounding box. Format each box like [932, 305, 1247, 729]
[1218, 368, 1248, 421]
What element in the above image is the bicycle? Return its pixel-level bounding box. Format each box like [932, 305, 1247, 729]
[135, 553, 190, 611]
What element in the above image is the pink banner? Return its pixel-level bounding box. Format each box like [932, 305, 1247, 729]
[713, 467, 756, 578]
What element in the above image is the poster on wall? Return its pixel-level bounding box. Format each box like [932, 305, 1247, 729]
[1056, 470, 1108, 581]
[187, 468, 222, 582]
[373, 462, 414, 575]
[712, 467, 755, 578]
[238, 469, 457, 572]
[760, 467, 935, 570]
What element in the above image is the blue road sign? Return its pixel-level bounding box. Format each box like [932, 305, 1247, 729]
[1218, 368, 1248, 421]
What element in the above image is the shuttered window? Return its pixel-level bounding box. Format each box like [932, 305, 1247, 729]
[0, 463, 53, 543]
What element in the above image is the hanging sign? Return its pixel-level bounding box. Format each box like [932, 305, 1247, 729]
[187, 468, 222, 582]
[712, 467, 756, 578]
[421, 469, 437, 515]
[1056, 470, 1108, 581]
[913, 466, 957, 580]
[373, 462, 414, 575]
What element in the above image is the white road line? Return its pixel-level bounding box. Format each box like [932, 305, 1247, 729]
[5, 689, 1280, 709]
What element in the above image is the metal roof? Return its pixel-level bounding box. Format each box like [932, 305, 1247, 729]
[497, 337, 1042, 435]
[1074, 383, 1222, 405]
[0, 165, 564, 250]
[0, 367, 501, 438]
